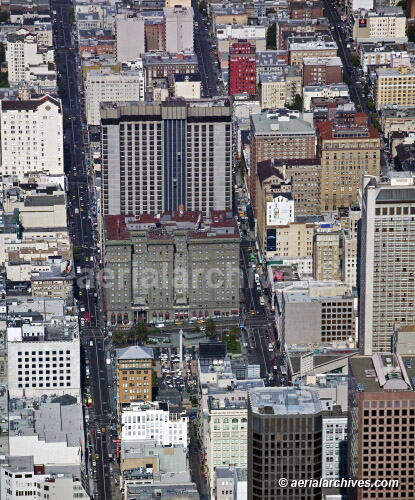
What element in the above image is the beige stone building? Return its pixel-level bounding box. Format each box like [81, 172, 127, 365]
[317, 115, 381, 211]
[313, 231, 342, 281]
[289, 40, 337, 66]
[259, 70, 302, 110]
[284, 158, 322, 216]
[376, 67, 415, 109]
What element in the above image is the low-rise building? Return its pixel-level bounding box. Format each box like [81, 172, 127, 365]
[173, 73, 201, 99]
[142, 52, 198, 91]
[259, 70, 302, 109]
[352, 7, 407, 43]
[359, 42, 402, 73]
[303, 83, 349, 111]
[289, 39, 338, 66]
[121, 401, 188, 445]
[381, 106, 415, 139]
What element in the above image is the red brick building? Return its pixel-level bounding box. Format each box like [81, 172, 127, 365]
[229, 42, 256, 97]
[303, 56, 343, 85]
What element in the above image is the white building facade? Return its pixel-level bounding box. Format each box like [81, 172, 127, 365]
[164, 7, 194, 53]
[322, 417, 348, 480]
[0, 96, 63, 180]
[121, 402, 188, 445]
[85, 67, 145, 126]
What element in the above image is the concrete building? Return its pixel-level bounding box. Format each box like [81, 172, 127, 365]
[317, 114, 381, 211]
[216, 24, 266, 52]
[164, 7, 194, 53]
[116, 14, 145, 63]
[339, 205, 361, 289]
[352, 7, 407, 43]
[229, 42, 257, 97]
[303, 83, 349, 111]
[8, 399, 84, 467]
[121, 401, 188, 445]
[173, 73, 201, 99]
[215, 468, 247, 500]
[381, 106, 415, 139]
[276, 19, 331, 50]
[359, 173, 415, 355]
[283, 159, 322, 216]
[248, 387, 323, 500]
[313, 231, 343, 281]
[101, 100, 231, 217]
[6, 32, 54, 84]
[375, 66, 415, 108]
[0, 457, 88, 500]
[302, 56, 343, 86]
[348, 353, 415, 500]
[275, 281, 355, 347]
[116, 346, 154, 407]
[250, 110, 316, 218]
[1, 96, 63, 180]
[7, 317, 81, 399]
[85, 64, 145, 126]
[322, 414, 348, 481]
[289, 39, 338, 66]
[103, 211, 240, 324]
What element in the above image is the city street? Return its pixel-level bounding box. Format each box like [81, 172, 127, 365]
[53, 0, 114, 498]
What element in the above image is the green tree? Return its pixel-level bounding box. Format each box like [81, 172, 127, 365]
[194, 325, 201, 333]
[0, 71, 9, 88]
[112, 330, 125, 346]
[205, 318, 216, 338]
[367, 98, 374, 111]
[351, 55, 360, 67]
[364, 84, 370, 96]
[0, 43, 5, 64]
[229, 325, 241, 338]
[266, 23, 276, 50]
[287, 94, 303, 112]
[0, 11, 10, 23]
[132, 322, 149, 344]
[68, 7, 75, 24]
[199, 0, 206, 12]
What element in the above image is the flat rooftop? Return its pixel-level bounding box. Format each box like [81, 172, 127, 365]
[350, 353, 415, 393]
[249, 387, 322, 415]
[250, 110, 315, 135]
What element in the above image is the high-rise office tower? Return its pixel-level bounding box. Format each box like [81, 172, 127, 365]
[348, 352, 415, 500]
[248, 387, 323, 500]
[101, 100, 232, 217]
[360, 173, 415, 355]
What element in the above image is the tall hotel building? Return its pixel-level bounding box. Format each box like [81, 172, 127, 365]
[360, 173, 415, 355]
[100, 100, 232, 216]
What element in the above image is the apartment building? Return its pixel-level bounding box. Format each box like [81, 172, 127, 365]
[121, 401, 187, 444]
[359, 173, 415, 355]
[85, 64, 145, 126]
[317, 114, 381, 212]
[248, 388, 323, 500]
[289, 39, 338, 66]
[359, 42, 402, 73]
[276, 18, 330, 50]
[229, 42, 257, 97]
[259, 70, 302, 110]
[116, 14, 145, 62]
[101, 100, 231, 217]
[164, 7, 194, 53]
[275, 281, 355, 347]
[250, 110, 316, 217]
[352, 7, 407, 42]
[348, 353, 415, 500]
[6, 32, 54, 84]
[302, 56, 343, 86]
[284, 158, 322, 216]
[0, 96, 63, 180]
[116, 346, 154, 408]
[381, 106, 415, 139]
[375, 66, 415, 109]
[174, 73, 201, 99]
[141, 52, 198, 91]
[339, 205, 361, 289]
[104, 211, 240, 325]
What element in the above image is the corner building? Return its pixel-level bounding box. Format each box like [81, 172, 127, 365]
[248, 387, 323, 500]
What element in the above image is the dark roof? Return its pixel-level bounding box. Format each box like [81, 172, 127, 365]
[1, 95, 59, 111]
[173, 73, 201, 82]
[376, 187, 415, 203]
[257, 159, 285, 184]
[395, 143, 415, 172]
